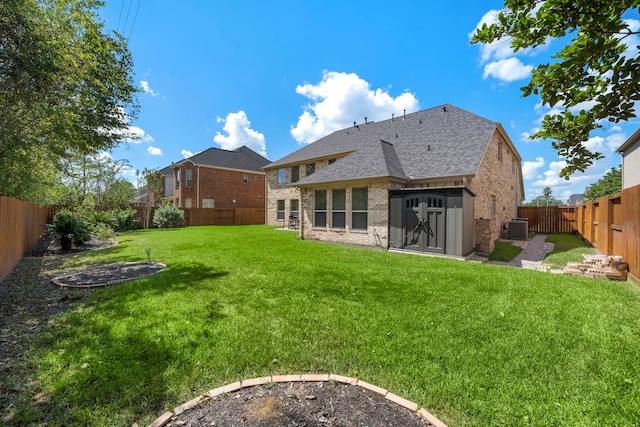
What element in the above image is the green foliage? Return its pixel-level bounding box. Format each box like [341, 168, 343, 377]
[46, 209, 91, 249]
[488, 241, 523, 261]
[152, 205, 184, 228]
[0, 0, 139, 203]
[524, 186, 565, 206]
[584, 166, 622, 201]
[115, 208, 140, 231]
[14, 226, 640, 425]
[471, 1, 640, 177]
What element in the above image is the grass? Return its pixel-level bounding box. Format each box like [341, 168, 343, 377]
[488, 241, 523, 262]
[11, 226, 640, 426]
[544, 234, 599, 269]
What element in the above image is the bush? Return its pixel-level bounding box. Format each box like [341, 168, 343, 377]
[46, 209, 92, 250]
[153, 205, 184, 228]
[115, 208, 139, 231]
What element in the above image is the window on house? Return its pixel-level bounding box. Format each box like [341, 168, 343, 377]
[314, 190, 326, 227]
[332, 188, 346, 229]
[351, 187, 368, 230]
[202, 199, 215, 208]
[291, 166, 299, 183]
[175, 198, 180, 207]
[491, 195, 496, 220]
[175, 170, 180, 189]
[306, 163, 315, 176]
[278, 168, 286, 184]
[243, 174, 249, 183]
[185, 169, 193, 188]
[498, 141, 503, 161]
[290, 199, 299, 218]
[277, 199, 285, 220]
[185, 198, 192, 208]
[512, 158, 515, 173]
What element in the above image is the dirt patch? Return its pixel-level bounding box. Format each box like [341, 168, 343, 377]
[52, 262, 166, 288]
[166, 381, 433, 427]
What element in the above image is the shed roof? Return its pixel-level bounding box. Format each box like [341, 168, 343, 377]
[266, 104, 517, 185]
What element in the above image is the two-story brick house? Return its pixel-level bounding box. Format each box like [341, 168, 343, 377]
[169, 146, 270, 209]
[265, 104, 524, 255]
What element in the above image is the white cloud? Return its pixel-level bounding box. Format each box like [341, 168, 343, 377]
[181, 149, 194, 158]
[604, 132, 626, 152]
[290, 71, 419, 144]
[140, 80, 159, 96]
[522, 157, 545, 180]
[214, 111, 267, 157]
[124, 126, 154, 144]
[471, 10, 517, 63]
[582, 136, 605, 152]
[483, 58, 534, 82]
[147, 146, 162, 156]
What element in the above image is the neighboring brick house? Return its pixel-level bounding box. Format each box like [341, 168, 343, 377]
[169, 146, 270, 209]
[617, 129, 640, 189]
[264, 104, 524, 255]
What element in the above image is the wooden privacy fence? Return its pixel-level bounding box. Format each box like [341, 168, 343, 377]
[517, 206, 577, 234]
[0, 197, 49, 282]
[573, 185, 640, 281]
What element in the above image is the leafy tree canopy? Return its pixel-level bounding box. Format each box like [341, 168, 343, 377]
[0, 0, 139, 203]
[472, 1, 640, 178]
[524, 186, 565, 206]
[584, 165, 622, 200]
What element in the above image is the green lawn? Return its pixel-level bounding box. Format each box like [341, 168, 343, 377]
[488, 241, 523, 262]
[544, 234, 599, 269]
[13, 226, 640, 426]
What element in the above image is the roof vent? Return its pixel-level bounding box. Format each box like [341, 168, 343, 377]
[353, 121, 356, 127]
[365, 117, 368, 124]
[443, 106, 447, 112]
[392, 113, 394, 122]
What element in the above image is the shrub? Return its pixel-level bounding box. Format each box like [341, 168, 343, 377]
[153, 205, 184, 228]
[46, 209, 92, 250]
[115, 208, 139, 231]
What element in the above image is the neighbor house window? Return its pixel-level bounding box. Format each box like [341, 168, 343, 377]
[277, 199, 285, 220]
[175, 198, 180, 207]
[202, 199, 215, 208]
[306, 163, 315, 176]
[314, 190, 326, 227]
[290, 199, 299, 219]
[185, 198, 192, 208]
[351, 187, 368, 230]
[498, 141, 503, 161]
[332, 188, 346, 229]
[278, 168, 286, 184]
[243, 174, 249, 183]
[185, 169, 193, 188]
[175, 170, 180, 189]
[291, 165, 299, 183]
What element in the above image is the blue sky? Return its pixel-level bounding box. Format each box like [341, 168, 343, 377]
[99, 0, 638, 203]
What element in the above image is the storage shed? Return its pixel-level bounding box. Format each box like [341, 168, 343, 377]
[389, 187, 475, 256]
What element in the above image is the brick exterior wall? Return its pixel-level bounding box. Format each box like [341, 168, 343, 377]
[173, 164, 265, 209]
[468, 130, 522, 254]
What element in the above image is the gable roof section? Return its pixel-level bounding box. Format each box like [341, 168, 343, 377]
[266, 104, 505, 185]
[617, 128, 640, 154]
[174, 146, 270, 172]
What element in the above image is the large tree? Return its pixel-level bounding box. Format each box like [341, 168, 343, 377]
[584, 165, 622, 200]
[472, 1, 640, 178]
[0, 0, 139, 202]
[524, 186, 565, 206]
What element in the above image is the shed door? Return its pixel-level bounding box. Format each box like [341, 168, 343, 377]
[402, 194, 445, 254]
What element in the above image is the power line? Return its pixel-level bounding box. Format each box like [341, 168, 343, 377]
[128, 0, 142, 40]
[116, 0, 126, 34]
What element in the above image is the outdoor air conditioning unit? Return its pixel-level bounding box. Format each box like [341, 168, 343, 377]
[509, 218, 528, 240]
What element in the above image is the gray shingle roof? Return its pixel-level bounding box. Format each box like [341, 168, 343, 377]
[267, 104, 505, 185]
[175, 146, 270, 172]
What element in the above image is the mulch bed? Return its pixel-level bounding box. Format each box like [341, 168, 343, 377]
[163, 380, 432, 427]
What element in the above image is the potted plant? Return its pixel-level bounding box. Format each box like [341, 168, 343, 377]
[46, 210, 91, 250]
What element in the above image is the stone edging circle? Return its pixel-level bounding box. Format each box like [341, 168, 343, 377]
[52, 262, 166, 289]
[148, 373, 447, 427]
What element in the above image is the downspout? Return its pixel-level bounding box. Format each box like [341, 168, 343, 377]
[197, 166, 200, 208]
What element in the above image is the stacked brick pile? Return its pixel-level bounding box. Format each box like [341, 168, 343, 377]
[563, 254, 628, 281]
